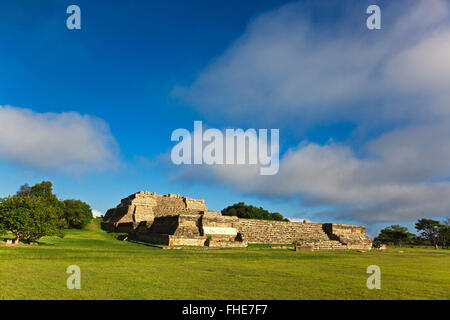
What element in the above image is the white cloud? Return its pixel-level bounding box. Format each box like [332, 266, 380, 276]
[384, 27, 450, 108]
[288, 218, 310, 223]
[0, 105, 119, 173]
[169, 0, 450, 223]
[92, 210, 104, 218]
[171, 126, 450, 222]
[174, 0, 450, 126]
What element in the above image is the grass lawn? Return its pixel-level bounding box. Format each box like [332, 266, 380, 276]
[0, 220, 449, 300]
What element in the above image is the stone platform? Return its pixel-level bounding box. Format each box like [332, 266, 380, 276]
[102, 191, 372, 250]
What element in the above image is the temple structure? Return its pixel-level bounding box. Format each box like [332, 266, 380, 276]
[101, 191, 373, 250]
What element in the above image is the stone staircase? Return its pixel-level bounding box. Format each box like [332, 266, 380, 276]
[311, 240, 347, 250]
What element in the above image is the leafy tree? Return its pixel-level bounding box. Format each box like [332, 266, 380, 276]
[16, 184, 31, 196]
[272, 212, 285, 221]
[438, 222, 450, 248]
[0, 181, 68, 243]
[17, 181, 61, 206]
[63, 199, 93, 229]
[415, 218, 442, 248]
[0, 195, 65, 243]
[373, 225, 414, 246]
[27, 181, 54, 198]
[410, 235, 425, 246]
[222, 202, 289, 221]
[0, 216, 6, 237]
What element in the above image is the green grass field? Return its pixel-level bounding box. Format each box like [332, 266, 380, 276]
[0, 220, 449, 300]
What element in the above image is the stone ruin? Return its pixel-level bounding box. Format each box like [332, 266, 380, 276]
[101, 191, 373, 250]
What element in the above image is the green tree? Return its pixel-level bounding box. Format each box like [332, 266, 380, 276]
[17, 181, 53, 197]
[0, 195, 65, 243]
[0, 215, 6, 237]
[373, 225, 414, 246]
[438, 219, 450, 248]
[17, 181, 61, 207]
[415, 218, 442, 248]
[0, 181, 67, 243]
[63, 199, 93, 229]
[30, 181, 57, 200]
[222, 202, 289, 221]
[16, 183, 31, 196]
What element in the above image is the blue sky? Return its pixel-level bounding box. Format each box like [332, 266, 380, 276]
[1, 0, 449, 237]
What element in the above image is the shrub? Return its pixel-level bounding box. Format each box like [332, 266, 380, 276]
[222, 202, 289, 221]
[373, 225, 414, 246]
[0, 195, 65, 243]
[63, 199, 93, 229]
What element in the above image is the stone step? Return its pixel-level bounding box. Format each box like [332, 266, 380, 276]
[312, 240, 347, 250]
[206, 239, 247, 248]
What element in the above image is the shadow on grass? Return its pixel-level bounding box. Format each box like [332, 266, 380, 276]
[1, 237, 55, 246]
[114, 233, 164, 248]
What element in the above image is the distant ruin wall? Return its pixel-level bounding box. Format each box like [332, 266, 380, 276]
[237, 219, 330, 244]
[323, 223, 372, 250]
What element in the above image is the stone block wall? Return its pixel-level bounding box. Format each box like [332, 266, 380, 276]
[201, 212, 241, 241]
[237, 219, 330, 243]
[102, 191, 210, 231]
[148, 215, 179, 234]
[184, 198, 208, 211]
[323, 223, 372, 250]
[173, 215, 202, 238]
[236, 219, 372, 249]
[138, 214, 203, 238]
[152, 197, 188, 216]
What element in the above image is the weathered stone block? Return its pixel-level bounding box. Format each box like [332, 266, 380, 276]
[295, 245, 314, 252]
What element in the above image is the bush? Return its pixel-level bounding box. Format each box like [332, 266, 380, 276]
[0, 181, 95, 243]
[63, 199, 93, 229]
[373, 225, 414, 246]
[0, 195, 65, 243]
[222, 202, 289, 221]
